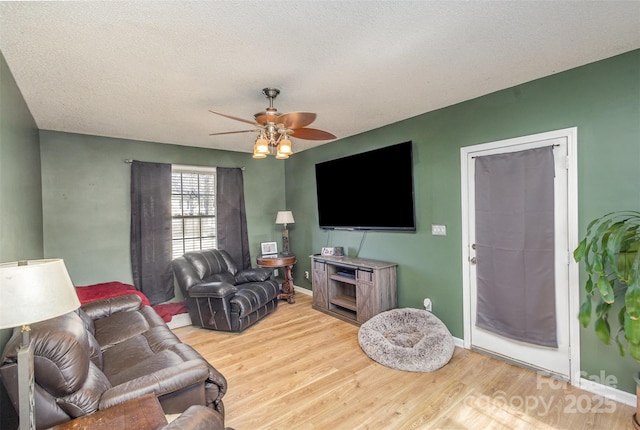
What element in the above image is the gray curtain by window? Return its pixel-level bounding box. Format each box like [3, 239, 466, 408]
[474, 146, 557, 348]
[216, 167, 251, 270]
[130, 161, 174, 305]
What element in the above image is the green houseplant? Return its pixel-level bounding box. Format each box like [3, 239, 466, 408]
[574, 211, 640, 358]
[574, 211, 640, 426]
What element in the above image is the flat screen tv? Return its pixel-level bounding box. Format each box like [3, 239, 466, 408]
[315, 141, 416, 231]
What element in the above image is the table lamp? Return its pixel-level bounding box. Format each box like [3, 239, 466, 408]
[275, 210, 295, 255]
[0, 259, 80, 430]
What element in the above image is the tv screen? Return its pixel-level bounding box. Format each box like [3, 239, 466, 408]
[315, 141, 416, 231]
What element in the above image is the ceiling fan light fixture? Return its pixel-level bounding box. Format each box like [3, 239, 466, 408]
[255, 137, 269, 154]
[277, 138, 293, 155]
[208, 87, 335, 160]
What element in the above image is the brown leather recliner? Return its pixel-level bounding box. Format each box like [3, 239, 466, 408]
[0, 295, 227, 429]
[172, 249, 279, 332]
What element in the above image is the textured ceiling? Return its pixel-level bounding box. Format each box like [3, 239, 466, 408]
[1, 1, 639, 154]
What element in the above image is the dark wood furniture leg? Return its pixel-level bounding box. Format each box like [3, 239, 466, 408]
[256, 254, 297, 304]
[278, 264, 296, 304]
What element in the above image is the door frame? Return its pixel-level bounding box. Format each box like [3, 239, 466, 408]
[460, 127, 580, 385]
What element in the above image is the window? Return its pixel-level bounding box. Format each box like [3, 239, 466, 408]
[171, 166, 217, 258]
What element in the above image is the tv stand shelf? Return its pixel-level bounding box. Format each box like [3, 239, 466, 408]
[311, 255, 397, 325]
[330, 274, 357, 284]
[330, 294, 357, 311]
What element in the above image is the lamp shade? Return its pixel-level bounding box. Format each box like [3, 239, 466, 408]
[0, 259, 80, 329]
[275, 211, 295, 225]
[277, 138, 293, 155]
[255, 138, 269, 154]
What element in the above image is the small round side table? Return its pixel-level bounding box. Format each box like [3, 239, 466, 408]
[256, 253, 297, 303]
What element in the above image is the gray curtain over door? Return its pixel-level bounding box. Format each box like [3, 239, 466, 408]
[474, 146, 557, 348]
[216, 167, 251, 270]
[130, 161, 174, 305]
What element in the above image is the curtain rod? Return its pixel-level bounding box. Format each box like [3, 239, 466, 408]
[124, 159, 244, 170]
[471, 144, 559, 159]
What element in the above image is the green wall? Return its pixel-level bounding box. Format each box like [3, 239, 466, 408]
[287, 49, 640, 393]
[0, 50, 41, 428]
[0, 50, 43, 344]
[0, 51, 43, 263]
[39, 131, 286, 286]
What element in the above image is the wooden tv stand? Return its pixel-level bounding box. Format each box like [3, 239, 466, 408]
[310, 255, 397, 325]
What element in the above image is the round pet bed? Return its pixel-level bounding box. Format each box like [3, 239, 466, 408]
[358, 308, 455, 372]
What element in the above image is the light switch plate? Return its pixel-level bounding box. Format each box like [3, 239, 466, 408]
[431, 224, 447, 236]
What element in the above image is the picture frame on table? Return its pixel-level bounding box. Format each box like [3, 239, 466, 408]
[261, 241, 278, 255]
[321, 247, 334, 256]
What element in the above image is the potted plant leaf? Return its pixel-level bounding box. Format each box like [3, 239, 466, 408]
[573, 210, 639, 425]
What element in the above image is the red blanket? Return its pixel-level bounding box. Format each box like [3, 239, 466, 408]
[75, 281, 151, 306]
[153, 302, 188, 323]
[75, 281, 188, 322]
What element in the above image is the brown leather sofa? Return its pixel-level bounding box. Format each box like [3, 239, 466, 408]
[172, 249, 279, 332]
[0, 295, 227, 429]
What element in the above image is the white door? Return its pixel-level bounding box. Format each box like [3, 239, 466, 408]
[461, 128, 579, 382]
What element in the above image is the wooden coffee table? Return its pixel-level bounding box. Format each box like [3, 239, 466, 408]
[257, 253, 297, 303]
[51, 394, 167, 430]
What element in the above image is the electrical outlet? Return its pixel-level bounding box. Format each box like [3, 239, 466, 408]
[304, 271, 310, 280]
[431, 224, 447, 236]
[273, 269, 279, 277]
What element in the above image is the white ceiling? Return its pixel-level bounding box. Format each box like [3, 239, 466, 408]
[1, 1, 639, 154]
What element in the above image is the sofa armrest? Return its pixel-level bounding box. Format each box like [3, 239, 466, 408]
[81, 294, 143, 320]
[99, 360, 209, 410]
[189, 282, 237, 299]
[235, 268, 272, 283]
[169, 344, 227, 411]
[162, 405, 225, 430]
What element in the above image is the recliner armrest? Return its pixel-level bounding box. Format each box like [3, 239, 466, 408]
[189, 282, 237, 299]
[99, 360, 210, 410]
[81, 294, 143, 320]
[235, 268, 272, 283]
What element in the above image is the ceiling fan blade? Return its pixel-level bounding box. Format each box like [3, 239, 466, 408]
[209, 129, 259, 136]
[290, 128, 337, 140]
[208, 110, 258, 126]
[277, 112, 317, 129]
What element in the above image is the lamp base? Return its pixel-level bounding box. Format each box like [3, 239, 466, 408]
[18, 327, 35, 430]
[281, 228, 290, 254]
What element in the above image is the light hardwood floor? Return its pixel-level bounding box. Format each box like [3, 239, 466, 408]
[173, 293, 636, 429]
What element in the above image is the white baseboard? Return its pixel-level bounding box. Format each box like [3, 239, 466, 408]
[294, 285, 312, 296]
[453, 336, 464, 348]
[579, 376, 636, 407]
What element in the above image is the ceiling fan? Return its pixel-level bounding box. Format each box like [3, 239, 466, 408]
[209, 88, 336, 159]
